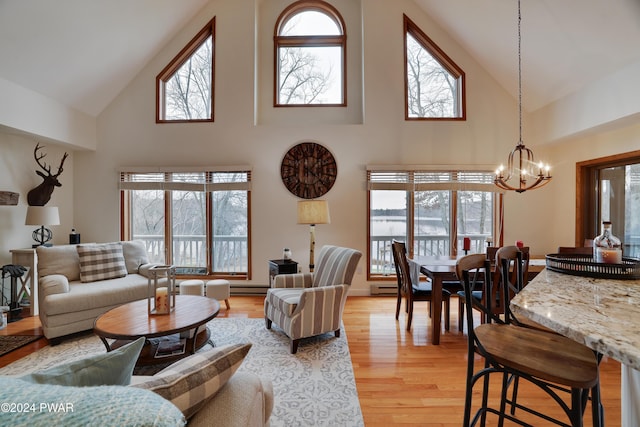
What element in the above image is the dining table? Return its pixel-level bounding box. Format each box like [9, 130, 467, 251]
[510, 267, 640, 426]
[409, 254, 546, 345]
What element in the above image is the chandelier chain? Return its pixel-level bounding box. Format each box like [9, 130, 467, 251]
[494, 0, 552, 193]
[518, 0, 522, 145]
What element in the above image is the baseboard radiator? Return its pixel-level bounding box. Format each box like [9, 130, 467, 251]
[230, 285, 270, 296]
[370, 283, 398, 295]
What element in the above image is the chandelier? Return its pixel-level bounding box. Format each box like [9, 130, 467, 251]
[494, 0, 552, 193]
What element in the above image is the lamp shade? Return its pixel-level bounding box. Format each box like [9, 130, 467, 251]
[25, 206, 60, 226]
[297, 200, 330, 225]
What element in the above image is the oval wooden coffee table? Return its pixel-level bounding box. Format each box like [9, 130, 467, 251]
[94, 295, 220, 366]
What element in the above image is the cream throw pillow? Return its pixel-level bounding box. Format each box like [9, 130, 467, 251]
[121, 240, 150, 274]
[36, 245, 81, 281]
[132, 343, 251, 419]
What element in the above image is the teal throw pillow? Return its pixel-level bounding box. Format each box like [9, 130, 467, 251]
[20, 337, 145, 386]
[0, 377, 186, 427]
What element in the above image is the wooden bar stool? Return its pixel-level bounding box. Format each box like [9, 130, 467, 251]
[458, 253, 602, 427]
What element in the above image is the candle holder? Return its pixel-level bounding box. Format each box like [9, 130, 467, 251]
[147, 265, 176, 315]
[463, 237, 471, 255]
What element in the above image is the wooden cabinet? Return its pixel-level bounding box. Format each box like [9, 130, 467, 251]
[268, 259, 298, 285]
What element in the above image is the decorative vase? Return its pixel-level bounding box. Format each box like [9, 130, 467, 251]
[593, 221, 622, 263]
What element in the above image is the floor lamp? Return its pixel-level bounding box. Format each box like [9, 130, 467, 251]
[297, 200, 330, 273]
[25, 206, 60, 247]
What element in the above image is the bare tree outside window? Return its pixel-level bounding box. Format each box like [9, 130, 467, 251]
[157, 17, 214, 122]
[406, 34, 456, 118]
[131, 190, 165, 263]
[403, 14, 464, 120]
[122, 170, 250, 277]
[165, 37, 212, 120]
[278, 47, 337, 104]
[275, 4, 346, 106]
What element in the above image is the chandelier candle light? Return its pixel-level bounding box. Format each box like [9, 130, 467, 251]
[297, 200, 330, 273]
[494, 0, 552, 193]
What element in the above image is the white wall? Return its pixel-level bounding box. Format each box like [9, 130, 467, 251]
[0, 133, 74, 266]
[2, 0, 640, 294]
[73, 0, 521, 294]
[0, 77, 96, 150]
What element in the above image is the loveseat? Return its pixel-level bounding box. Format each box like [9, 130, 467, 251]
[36, 241, 156, 341]
[0, 339, 274, 426]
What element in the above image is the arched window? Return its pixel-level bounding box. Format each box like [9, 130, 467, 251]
[156, 18, 215, 122]
[404, 15, 465, 120]
[274, 1, 346, 106]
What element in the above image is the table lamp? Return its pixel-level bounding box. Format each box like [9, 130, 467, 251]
[297, 200, 330, 273]
[25, 206, 60, 247]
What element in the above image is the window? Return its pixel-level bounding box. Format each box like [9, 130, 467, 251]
[119, 167, 251, 279]
[404, 15, 465, 120]
[367, 168, 500, 278]
[274, 1, 346, 106]
[156, 18, 215, 122]
[577, 150, 640, 258]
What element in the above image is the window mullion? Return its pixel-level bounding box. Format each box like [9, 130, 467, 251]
[275, 35, 344, 46]
[206, 186, 213, 275]
[164, 189, 172, 266]
[451, 190, 458, 256]
[408, 190, 415, 259]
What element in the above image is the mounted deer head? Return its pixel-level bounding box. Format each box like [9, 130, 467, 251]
[27, 143, 69, 206]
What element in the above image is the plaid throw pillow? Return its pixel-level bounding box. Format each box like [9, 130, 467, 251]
[77, 243, 128, 282]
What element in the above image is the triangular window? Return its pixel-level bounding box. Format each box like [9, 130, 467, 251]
[404, 15, 465, 120]
[157, 18, 215, 122]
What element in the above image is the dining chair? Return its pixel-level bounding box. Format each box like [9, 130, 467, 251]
[557, 246, 593, 255]
[459, 253, 603, 427]
[490, 246, 530, 315]
[391, 240, 451, 332]
[455, 246, 529, 332]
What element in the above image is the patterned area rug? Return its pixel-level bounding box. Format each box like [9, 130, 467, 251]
[0, 335, 42, 358]
[0, 318, 363, 427]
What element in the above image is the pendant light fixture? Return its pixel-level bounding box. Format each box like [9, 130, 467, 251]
[494, 0, 552, 193]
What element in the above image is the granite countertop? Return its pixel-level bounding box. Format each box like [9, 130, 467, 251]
[511, 268, 640, 370]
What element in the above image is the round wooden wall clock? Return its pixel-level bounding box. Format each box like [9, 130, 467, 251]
[281, 142, 337, 199]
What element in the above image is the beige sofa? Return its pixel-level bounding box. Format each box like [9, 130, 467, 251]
[36, 241, 155, 342]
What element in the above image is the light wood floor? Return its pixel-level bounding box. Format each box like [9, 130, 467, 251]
[0, 296, 621, 426]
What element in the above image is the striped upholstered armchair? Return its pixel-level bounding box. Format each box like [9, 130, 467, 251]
[264, 245, 362, 353]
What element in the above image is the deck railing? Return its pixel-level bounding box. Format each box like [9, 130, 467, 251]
[370, 234, 489, 275]
[134, 234, 640, 278]
[133, 235, 248, 274]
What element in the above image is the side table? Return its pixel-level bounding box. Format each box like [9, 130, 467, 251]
[268, 259, 298, 285]
[9, 249, 38, 316]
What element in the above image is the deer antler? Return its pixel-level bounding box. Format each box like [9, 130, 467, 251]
[33, 143, 52, 174]
[33, 143, 68, 177]
[56, 152, 69, 177]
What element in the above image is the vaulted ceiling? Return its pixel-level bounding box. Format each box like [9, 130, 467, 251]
[1, 0, 639, 118]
